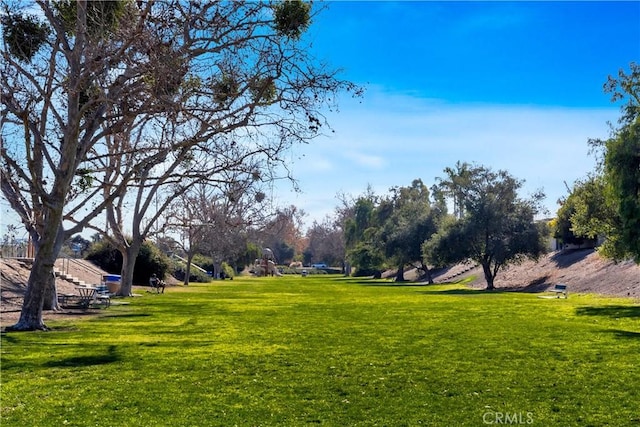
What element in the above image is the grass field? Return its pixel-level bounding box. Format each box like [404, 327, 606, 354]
[1, 275, 639, 426]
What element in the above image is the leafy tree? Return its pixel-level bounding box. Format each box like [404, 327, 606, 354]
[347, 240, 385, 278]
[600, 63, 640, 261]
[233, 241, 262, 273]
[578, 63, 640, 262]
[554, 177, 603, 248]
[1, 1, 356, 330]
[433, 161, 478, 219]
[342, 190, 384, 276]
[378, 179, 442, 282]
[424, 165, 547, 290]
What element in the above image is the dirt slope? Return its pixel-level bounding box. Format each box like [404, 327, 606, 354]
[1, 258, 112, 327]
[455, 249, 640, 298]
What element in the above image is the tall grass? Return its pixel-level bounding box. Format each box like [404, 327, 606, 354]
[2, 276, 639, 426]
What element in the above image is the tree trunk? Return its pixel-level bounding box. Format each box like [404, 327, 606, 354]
[8, 226, 64, 331]
[482, 262, 495, 290]
[213, 261, 222, 279]
[118, 242, 142, 297]
[395, 263, 405, 282]
[183, 252, 194, 286]
[42, 272, 60, 311]
[422, 264, 434, 284]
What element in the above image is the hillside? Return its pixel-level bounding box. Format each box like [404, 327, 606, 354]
[457, 249, 640, 298]
[1, 258, 112, 326]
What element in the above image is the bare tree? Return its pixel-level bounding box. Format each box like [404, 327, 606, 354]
[165, 176, 265, 286]
[1, 1, 358, 330]
[257, 205, 306, 265]
[304, 216, 345, 267]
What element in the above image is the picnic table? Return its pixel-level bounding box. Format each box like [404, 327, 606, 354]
[59, 286, 110, 309]
[76, 286, 98, 308]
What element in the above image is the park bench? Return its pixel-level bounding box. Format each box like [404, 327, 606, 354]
[551, 283, 568, 298]
[150, 279, 166, 294]
[94, 284, 112, 307]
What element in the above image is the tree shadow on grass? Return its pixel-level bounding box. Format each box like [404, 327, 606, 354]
[100, 313, 152, 319]
[356, 282, 431, 287]
[418, 288, 505, 296]
[331, 277, 429, 287]
[610, 329, 640, 339]
[43, 344, 120, 368]
[575, 305, 640, 319]
[576, 306, 640, 341]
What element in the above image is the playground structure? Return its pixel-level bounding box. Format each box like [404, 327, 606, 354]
[253, 247, 282, 277]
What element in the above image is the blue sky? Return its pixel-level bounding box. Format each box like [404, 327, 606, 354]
[1, 1, 638, 239]
[275, 0, 640, 227]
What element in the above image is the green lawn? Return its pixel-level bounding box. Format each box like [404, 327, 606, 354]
[2, 275, 639, 426]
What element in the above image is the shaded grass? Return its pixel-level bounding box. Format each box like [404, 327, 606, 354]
[1, 276, 639, 426]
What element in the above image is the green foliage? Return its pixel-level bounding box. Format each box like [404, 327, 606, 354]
[53, 0, 127, 39]
[344, 195, 382, 274]
[344, 197, 376, 250]
[342, 181, 445, 279]
[172, 254, 212, 283]
[2, 277, 638, 425]
[179, 268, 211, 284]
[144, 43, 188, 98]
[424, 165, 547, 289]
[565, 176, 613, 239]
[271, 241, 295, 265]
[232, 241, 262, 272]
[555, 177, 606, 246]
[422, 215, 464, 268]
[85, 240, 121, 273]
[1, 13, 49, 62]
[73, 168, 95, 193]
[250, 76, 277, 104]
[272, 0, 311, 40]
[602, 115, 640, 261]
[348, 242, 384, 276]
[221, 262, 235, 278]
[579, 63, 640, 262]
[86, 240, 170, 282]
[433, 161, 477, 219]
[379, 179, 442, 280]
[192, 254, 213, 271]
[213, 74, 240, 105]
[136, 243, 171, 281]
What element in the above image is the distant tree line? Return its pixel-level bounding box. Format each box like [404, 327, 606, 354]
[337, 165, 547, 290]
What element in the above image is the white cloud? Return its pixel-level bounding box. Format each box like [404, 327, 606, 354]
[280, 88, 619, 226]
[343, 150, 385, 169]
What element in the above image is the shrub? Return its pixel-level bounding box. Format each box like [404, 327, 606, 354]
[86, 240, 171, 284]
[221, 262, 235, 279]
